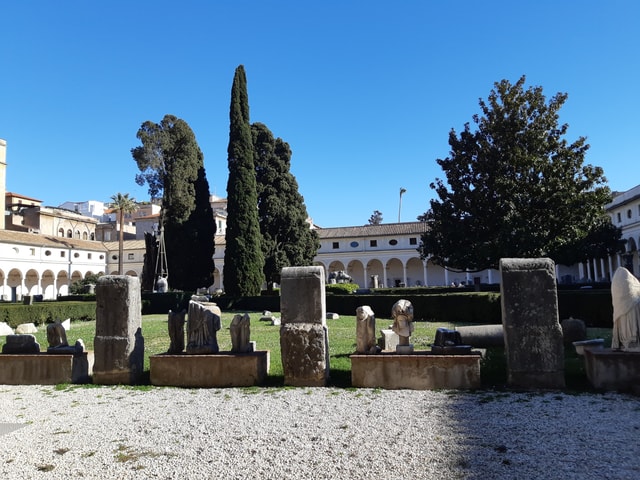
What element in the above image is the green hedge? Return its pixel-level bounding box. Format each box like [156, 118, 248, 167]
[0, 302, 96, 328]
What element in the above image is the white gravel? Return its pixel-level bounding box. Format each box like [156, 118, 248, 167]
[1, 385, 639, 479]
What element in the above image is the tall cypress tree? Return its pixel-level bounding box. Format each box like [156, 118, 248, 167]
[252, 122, 319, 290]
[132, 114, 215, 291]
[223, 65, 264, 296]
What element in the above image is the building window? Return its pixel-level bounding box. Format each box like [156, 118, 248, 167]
[627, 209, 632, 219]
[389, 239, 398, 246]
[61, 251, 65, 258]
[88, 253, 92, 259]
[67, 229, 73, 238]
[74, 252, 80, 258]
[350, 241, 359, 248]
[99, 254, 104, 260]
[45, 250, 51, 256]
[29, 248, 35, 256]
[112, 255, 118, 260]
[409, 237, 417, 245]
[332, 242, 339, 249]
[83, 232, 88, 240]
[617, 212, 622, 223]
[128, 253, 135, 260]
[370, 240, 377, 247]
[58, 228, 64, 237]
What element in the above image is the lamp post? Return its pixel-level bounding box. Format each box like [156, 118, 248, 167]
[398, 187, 406, 223]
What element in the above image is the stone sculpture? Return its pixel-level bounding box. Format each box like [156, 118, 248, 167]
[391, 299, 414, 352]
[2, 334, 40, 354]
[186, 301, 221, 354]
[355, 305, 378, 354]
[167, 309, 186, 354]
[611, 267, 640, 351]
[155, 275, 168, 293]
[230, 313, 252, 353]
[46, 321, 68, 348]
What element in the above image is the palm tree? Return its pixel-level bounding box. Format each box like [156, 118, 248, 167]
[110, 193, 137, 275]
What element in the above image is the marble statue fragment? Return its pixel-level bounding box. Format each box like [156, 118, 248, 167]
[168, 309, 186, 354]
[611, 267, 640, 351]
[186, 301, 221, 354]
[230, 313, 252, 353]
[391, 299, 414, 347]
[355, 305, 378, 354]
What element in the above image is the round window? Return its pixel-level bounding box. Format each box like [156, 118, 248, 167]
[45, 250, 52, 256]
[112, 255, 118, 260]
[389, 239, 398, 246]
[74, 253, 80, 258]
[350, 241, 359, 248]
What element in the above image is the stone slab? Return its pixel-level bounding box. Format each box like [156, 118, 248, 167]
[350, 352, 482, 390]
[0, 352, 94, 385]
[149, 351, 270, 388]
[583, 348, 640, 392]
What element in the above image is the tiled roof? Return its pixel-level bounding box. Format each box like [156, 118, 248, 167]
[0, 229, 107, 251]
[315, 221, 428, 239]
[103, 239, 147, 250]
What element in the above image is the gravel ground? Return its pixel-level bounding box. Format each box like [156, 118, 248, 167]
[1, 385, 639, 479]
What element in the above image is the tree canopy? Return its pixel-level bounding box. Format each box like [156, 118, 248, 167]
[368, 210, 383, 225]
[252, 122, 319, 289]
[419, 76, 622, 271]
[223, 65, 265, 297]
[132, 114, 215, 291]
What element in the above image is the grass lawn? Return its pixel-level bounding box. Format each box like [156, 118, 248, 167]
[1, 313, 612, 390]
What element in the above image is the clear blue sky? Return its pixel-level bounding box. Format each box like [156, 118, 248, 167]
[1, 1, 638, 228]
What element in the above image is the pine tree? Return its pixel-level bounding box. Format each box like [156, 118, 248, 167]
[132, 114, 215, 291]
[223, 65, 265, 296]
[252, 122, 319, 290]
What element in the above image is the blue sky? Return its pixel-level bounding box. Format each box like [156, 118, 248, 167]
[1, 1, 638, 228]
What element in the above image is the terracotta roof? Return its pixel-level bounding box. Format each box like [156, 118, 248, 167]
[0, 230, 107, 251]
[103, 239, 147, 250]
[315, 221, 428, 239]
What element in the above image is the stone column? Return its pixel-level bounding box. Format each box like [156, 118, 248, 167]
[500, 258, 565, 389]
[279, 266, 329, 386]
[93, 275, 144, 385]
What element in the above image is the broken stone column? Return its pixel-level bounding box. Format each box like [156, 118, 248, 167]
[500, 258, 565, 389]
[93, 275, 144, 385]
[279, 266, 329, 386]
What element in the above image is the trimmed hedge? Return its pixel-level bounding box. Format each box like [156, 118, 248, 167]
[0, 302, 96, 328]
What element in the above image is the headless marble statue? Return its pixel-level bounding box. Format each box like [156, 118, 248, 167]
[611, 267, 640, 351]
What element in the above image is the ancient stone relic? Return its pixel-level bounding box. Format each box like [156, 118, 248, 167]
[391, 299, 414, 353]
[2, 334, 40, 354]
[46, 321, 68, 348]
[167, 309, 186, 354]
[186, 301, 221, 354]
[611, 267, 640, 351]
[230, 313, 252, 353]
[355, 305, 378, 354]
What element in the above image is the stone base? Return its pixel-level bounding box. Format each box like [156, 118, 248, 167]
[350, 352, 481, 390]
[584, 348, 640, 391]
[150, 351, 270, 388]
[0, 352, 94, 385]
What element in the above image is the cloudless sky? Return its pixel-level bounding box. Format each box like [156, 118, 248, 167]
[1, 1, 638, 228]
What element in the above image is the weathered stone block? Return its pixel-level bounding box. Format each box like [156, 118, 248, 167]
[584, 348, 640, 392]
[280, 266, 326, 325]
[280, 323, 329, 387]
[500, 258, 565, 389]
[93, 275, 144, 385]
[350, 353, 481, 390]
[0, 352, 93, 385]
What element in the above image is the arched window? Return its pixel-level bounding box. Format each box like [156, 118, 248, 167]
[83, 232, 88, 240]
[75, 230, 80, 239]
[58, 228, 64, 237]
[67, 229, 73, 238]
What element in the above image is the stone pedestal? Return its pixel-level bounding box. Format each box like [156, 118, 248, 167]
[280, 266, 330, 386]
[500, 258, 565, 389]
[0, 352, 94, 385]
[93, 276, 144, 385]
[584, 348, 640, 392]
[149, 351, 270, 387]
[350, 352, 481, 390]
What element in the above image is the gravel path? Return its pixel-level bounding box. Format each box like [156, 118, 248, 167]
[1, 385, 639, 479]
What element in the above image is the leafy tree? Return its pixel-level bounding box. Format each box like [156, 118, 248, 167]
[419, 76, 620, 271]
[132, 115, 215, 290]
[223, 65, 265, 296]
[110, 192, 137, 275]
[252, 122, 319, 290]
[368, 210, 383, 225]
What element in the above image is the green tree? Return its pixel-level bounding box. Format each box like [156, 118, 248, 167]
[368, 210, 383, 225]
[223, 65, 265, 296]
[132, 114, 215, 290]
[419, 76, 620, 271]
[110, 192, 137, 275]
[252, 122, 319, 290]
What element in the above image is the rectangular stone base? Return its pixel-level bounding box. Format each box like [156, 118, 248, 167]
[350, 352, 481, 390]
[584, 348, 640, 391]
[150, 351, 270, 387]
[0, 352, 94, 385]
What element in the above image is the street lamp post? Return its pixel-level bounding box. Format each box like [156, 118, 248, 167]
[398, 187, 406, 222]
